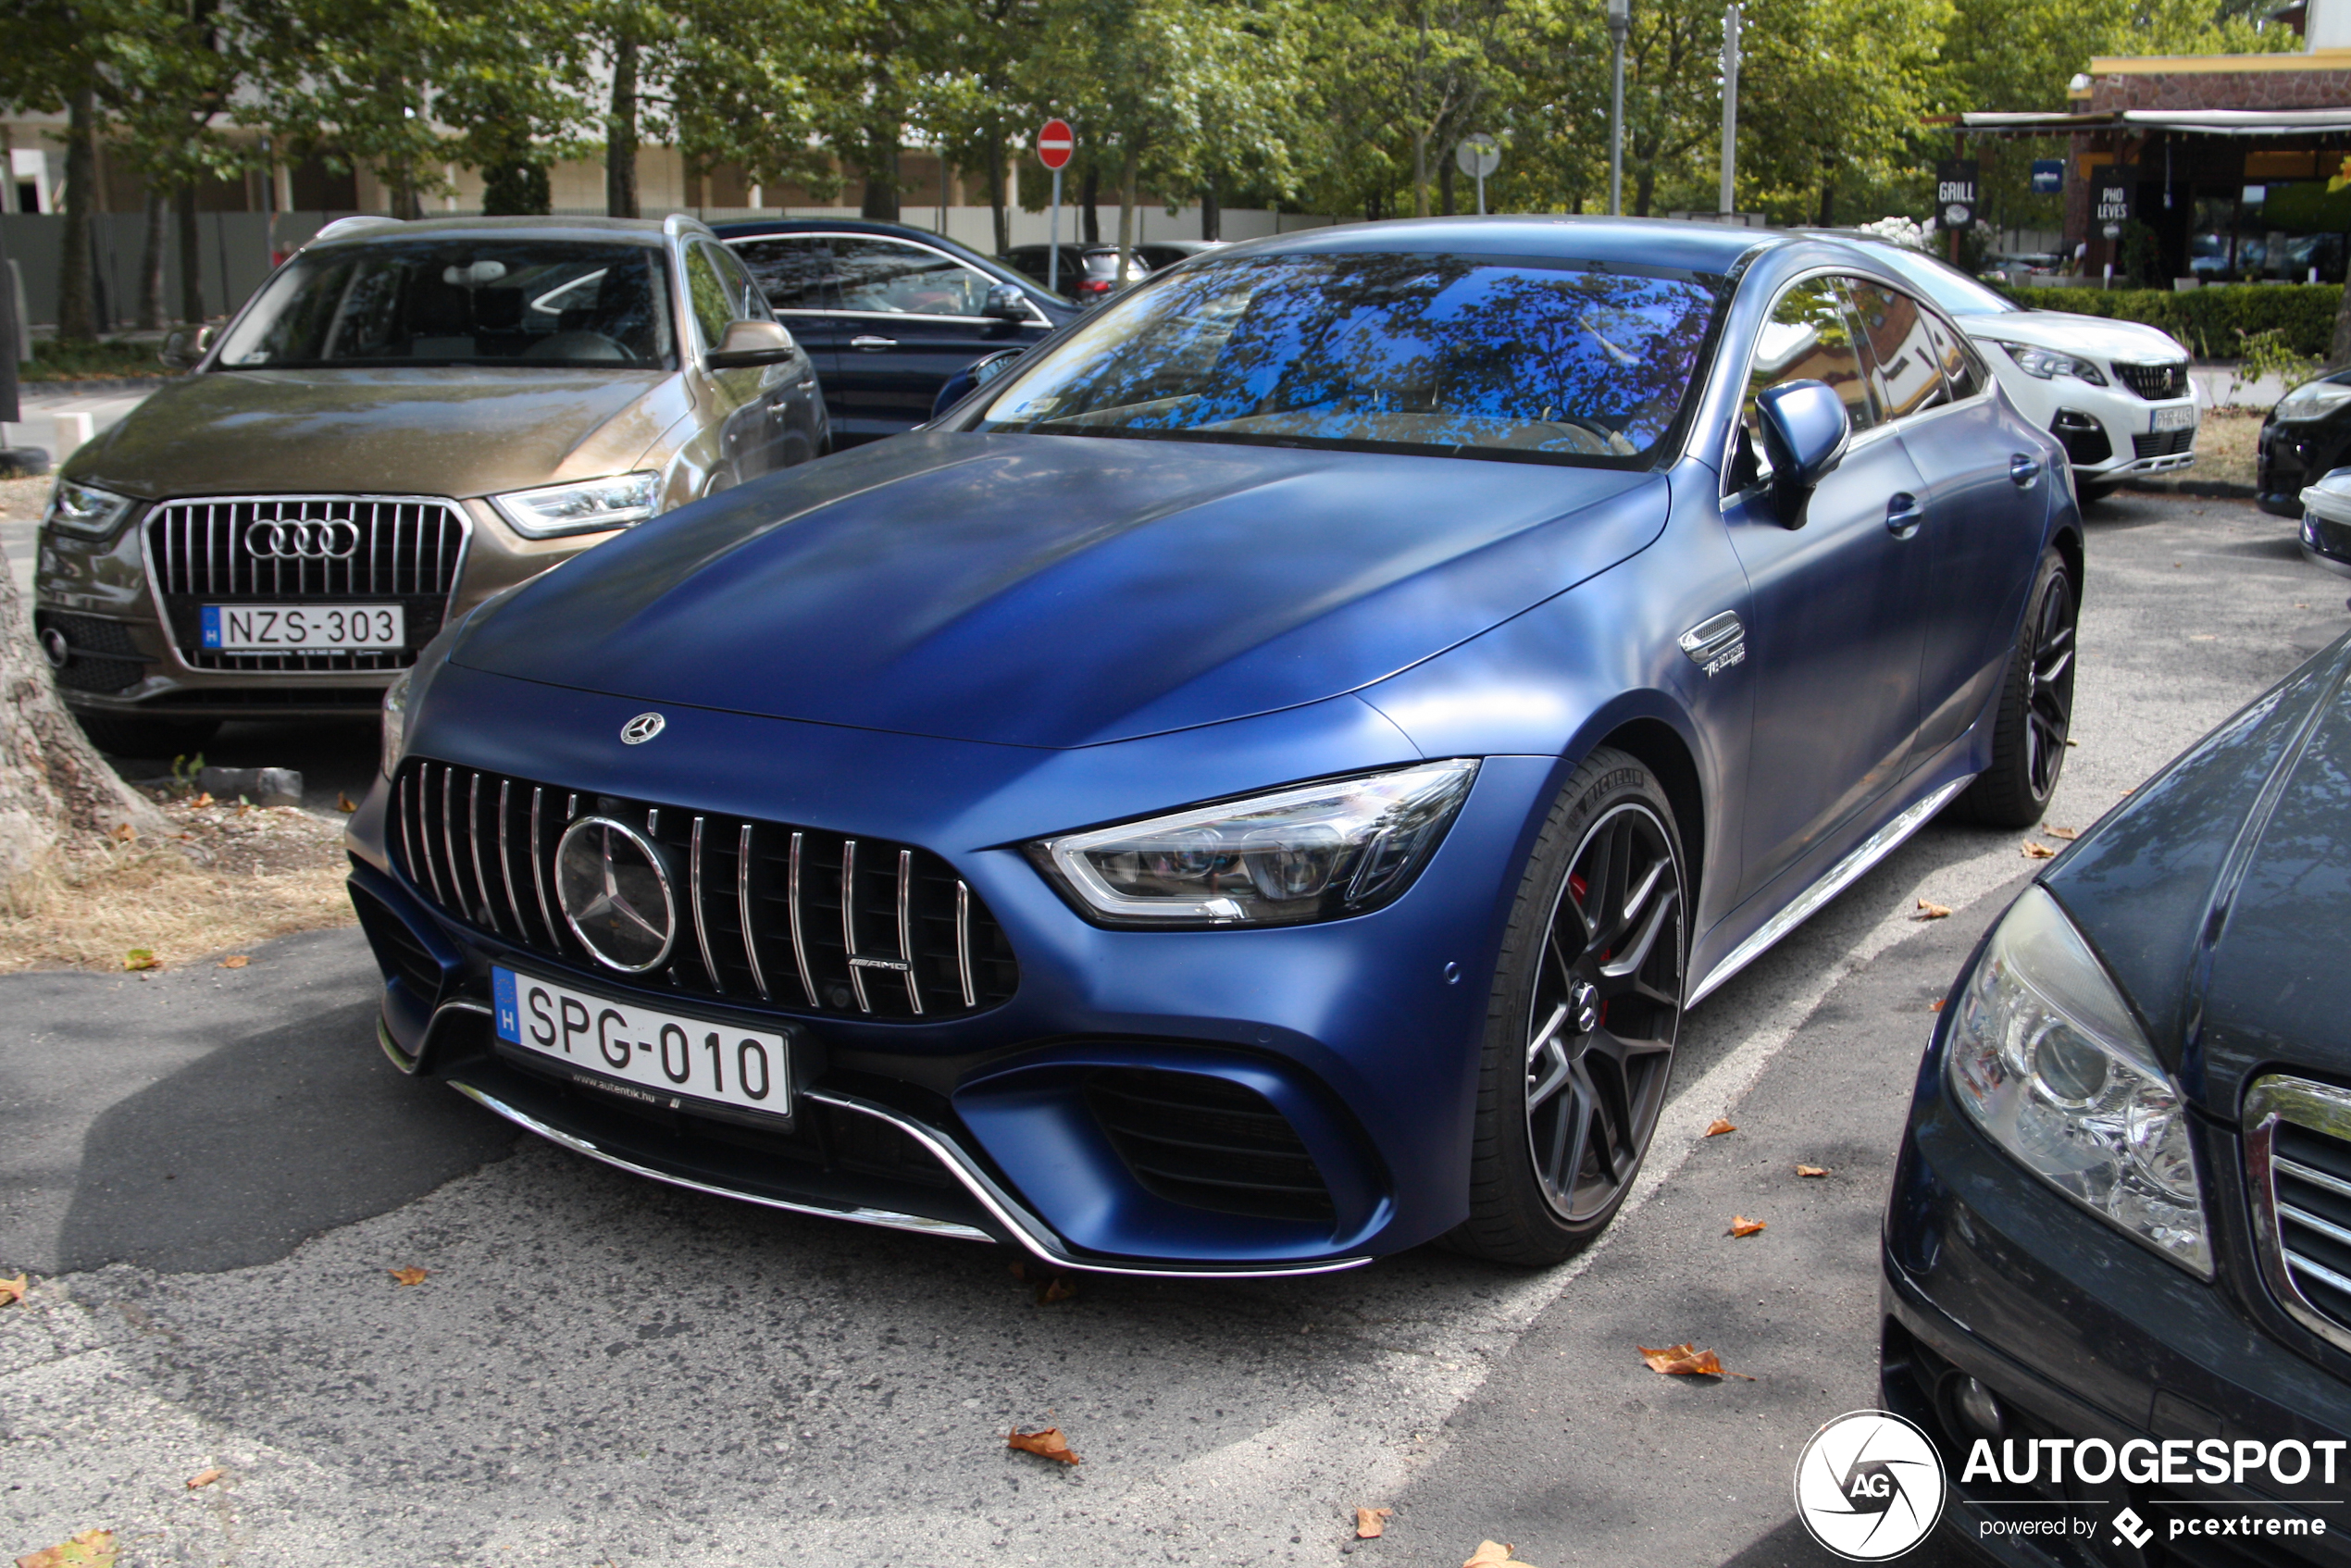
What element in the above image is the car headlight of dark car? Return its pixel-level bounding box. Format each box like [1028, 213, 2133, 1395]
[1031, 758, 1479, 927]
[379, 669, 413, 778]
[491, 471, 662, 538]
[2273, 379, 2351, 423]
[1947, 884, 2212, 1277]
[44, 479, 135, 537]
[1990, 342, 2108, 386]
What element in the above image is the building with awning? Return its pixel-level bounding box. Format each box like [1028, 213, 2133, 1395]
[1943, 43, 2351, 283]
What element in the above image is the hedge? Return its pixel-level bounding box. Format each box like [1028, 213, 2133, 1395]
[2008, 283, 2340, 359]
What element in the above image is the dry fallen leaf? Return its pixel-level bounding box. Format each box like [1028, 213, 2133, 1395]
[15, 1529, 116, 1568]
[2065, 739, 2080, 748]
[2043, 825, 2079, 841]
[1006, 1426, 1082, 1465]
[1727, 1215, 1767, 1238]
[1038, 1275, 1078, 1306]
[122, 949, 158, 972]
[1355, 1507, 1393, 1538]
[1704, 1118, 1735, 1137]
[1637, 1342, 1756, 1380]
[337, 792, 357, 813]
[0, 1273, 27, 1306]
[109, 823, 135, 843]
[184, 1467, 223, 1490]
[1928, 999, 1946, 1013]
[2021, 841, 2057, 859]
[189, 791, 214, 809]
[1464, 1541, 1536, 1567]
[388, 1266, 429, 1287]
[218, 955, 249, 969]
[1912, 899, 1951, 920]
[1797, 1164, 1831, 1178]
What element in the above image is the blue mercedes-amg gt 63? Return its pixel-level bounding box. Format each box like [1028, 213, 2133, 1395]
[348, 217, 2079, 1276]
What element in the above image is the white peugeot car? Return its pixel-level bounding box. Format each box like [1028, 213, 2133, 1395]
[1822, 236, 2200, 501]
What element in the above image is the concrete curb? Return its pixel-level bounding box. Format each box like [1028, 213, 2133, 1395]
[2125, 476, 2258, 500]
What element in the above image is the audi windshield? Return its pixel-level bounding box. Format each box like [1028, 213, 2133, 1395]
[973, 251, 1727, 467]
[215, 239, 678, 370]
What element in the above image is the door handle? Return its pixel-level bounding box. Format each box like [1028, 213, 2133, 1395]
[2010, 453, 2043, 486]
[1885, 492, 1924, 539]
[850, 335, 897, 351]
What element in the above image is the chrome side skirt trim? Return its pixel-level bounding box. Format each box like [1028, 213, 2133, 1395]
[1687, 774, 1974, 1008]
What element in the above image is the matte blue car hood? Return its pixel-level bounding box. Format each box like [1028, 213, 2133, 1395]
[454, 432, 1668, 748]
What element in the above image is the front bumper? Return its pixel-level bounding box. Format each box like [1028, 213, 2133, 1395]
[2044, 393, 2199, 484]
[1881, 998, 2351, 1564]
[347, 668, 1555, 1273]
[2258, 417, 2345, 518]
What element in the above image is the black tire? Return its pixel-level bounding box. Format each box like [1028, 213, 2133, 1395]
[71, 711, 219, 760]
[1959, 547, 2076, 828]
[1449, 747, 1688, 1266]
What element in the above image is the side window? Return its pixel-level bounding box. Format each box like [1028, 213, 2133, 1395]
[705, 241, 772, 323]
[1844, 279, 1947, 421]
[684, 243, 733, 351]
[731, 237, 830, 312]
[1731, 276, 1876, 489]
[1921, 310, 1988, 400]
[831, 237, 992, 317]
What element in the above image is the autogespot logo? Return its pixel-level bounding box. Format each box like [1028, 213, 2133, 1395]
[1795, 1411, 1947, 1561]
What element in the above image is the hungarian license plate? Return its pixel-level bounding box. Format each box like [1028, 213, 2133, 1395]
[202, 604, 404, 652]
[493, 967, 793, 1121]
[2151, 404, 2198, 432]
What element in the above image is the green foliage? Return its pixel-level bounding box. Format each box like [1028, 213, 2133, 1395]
[2233, 326, 2317, 396]
[20, 339, 180, 382]
[2009, 283, 2345, 358]
[480, 162, 552, 216]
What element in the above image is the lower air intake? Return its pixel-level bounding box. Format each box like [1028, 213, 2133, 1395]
[1086, 1067, 1335, 1224]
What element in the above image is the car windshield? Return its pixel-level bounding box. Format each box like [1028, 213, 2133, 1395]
[974, 251, 1726, 466]
[1855, 243, 2021, 317]
[215, 239, 677, 369]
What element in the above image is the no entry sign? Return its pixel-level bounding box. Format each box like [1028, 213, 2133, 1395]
[1036, 119, 1075, 170]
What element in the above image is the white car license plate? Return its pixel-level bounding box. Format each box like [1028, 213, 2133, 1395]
[2151, 404, 2197, 432]
[202, 604, 404, 652]
[493, 967, 793, 1120]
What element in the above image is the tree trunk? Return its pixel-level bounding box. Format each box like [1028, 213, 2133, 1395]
[0, 548, 166, 877]
[606, 32, 640, 219]
[1439, 158, 1456, 217]
[56, 80, 99, 343]
[859, 142, 900, 221]
[1412, 127, 1430, 218]
[1200, 177, 1220, 242]
[1080, 166, 1099, 243]
[986, 145, 1010, 257]
[1635, 165, 1655, 218]
[1115, 150, 1137, 280]
[1817, 169, 1835, 228]
[176, 187, 203, 323]
[137, 192, 168, 330]
[2332, 274, 2351, 367]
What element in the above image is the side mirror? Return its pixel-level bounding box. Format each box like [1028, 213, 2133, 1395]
[159, 325, 214, 370]
[707, 318, 796, 369]
[1755, 380, 1850, 528]
[981, 283, 1030, 324]
[928, 349, 1026, 421]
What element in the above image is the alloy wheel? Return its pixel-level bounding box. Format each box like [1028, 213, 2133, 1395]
[1524, 802, 1685, 1223]
[2025, 573, 2077, 800]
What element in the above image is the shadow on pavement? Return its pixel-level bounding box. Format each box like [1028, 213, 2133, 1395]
[1720, 1516, 1976, 1565]
[56, 999, 517, 1274]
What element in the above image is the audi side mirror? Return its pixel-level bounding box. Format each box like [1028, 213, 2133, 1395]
[160, 325, 214, 371]
[981, 283, 1030, 325]
[1755, 380, 1849, 529]
[707, 318, 796, 369]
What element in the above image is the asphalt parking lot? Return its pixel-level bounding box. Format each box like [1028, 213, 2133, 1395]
[1, 489, 2341, 1568]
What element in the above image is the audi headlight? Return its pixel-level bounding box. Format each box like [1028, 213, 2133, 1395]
[1031, 759, 1479, 927]
[1994, 342, 2108, 386]
[490, 472, 662, 539]
[380, 669, 412, 778]
[2274, 378, 2351, 422]
[1946, 885, 2211, 1276]
[44, 479, 134, 537]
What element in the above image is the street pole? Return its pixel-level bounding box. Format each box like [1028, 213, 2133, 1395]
[1719, 5, 1739, 218]
[1048, 167, 1062, 296]
[1476, 168, 1486, 217]
[1608, 0, 1629, 217]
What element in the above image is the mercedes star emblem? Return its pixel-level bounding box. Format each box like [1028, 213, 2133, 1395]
[554, 816, 677, 972]
[619, 712, 665, 745]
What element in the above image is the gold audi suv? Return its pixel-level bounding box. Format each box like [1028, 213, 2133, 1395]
[33, 213, 826, 755]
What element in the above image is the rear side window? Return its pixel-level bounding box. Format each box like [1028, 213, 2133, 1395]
[1921, 310, 1989, 400]
[731, 236, 830, 311]
[1845, 279, 1947, 420]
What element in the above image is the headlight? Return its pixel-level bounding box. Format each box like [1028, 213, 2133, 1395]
[1993, 342, 2108, 385]
[490, 472, 662, 538]
[1031, 759, 1480, 927]
[1946, 885, 2211, 1276]
[44, 479, 134, 537]
[380, 670, 412, 778]
[2274, 379, 2351, 422]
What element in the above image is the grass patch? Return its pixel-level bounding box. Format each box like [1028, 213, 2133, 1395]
[22, 339, 181, 382]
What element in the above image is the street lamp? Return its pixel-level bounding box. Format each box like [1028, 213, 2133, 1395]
[1607, 0, 1629, 217]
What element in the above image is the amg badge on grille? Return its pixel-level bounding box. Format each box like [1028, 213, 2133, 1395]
[619, 712, 665, 745]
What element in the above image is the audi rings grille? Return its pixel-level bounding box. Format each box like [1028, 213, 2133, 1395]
[143, 495, 468, 673]
[391, 758, 1020, 1021]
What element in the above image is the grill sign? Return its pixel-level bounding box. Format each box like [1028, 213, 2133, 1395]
[2094, 167, 2136, 225]
[1935, 160, 1978, 230]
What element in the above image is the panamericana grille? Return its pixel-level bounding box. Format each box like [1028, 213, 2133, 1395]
[143, 495, 467, 674]
[1086, 1067, 1335, 1224]
[2247, 1075, 2351, 1355]
[2133, 428, 2195, 461]
[391, 759, 1016, 1020]
[2112, 360, 2190, 401]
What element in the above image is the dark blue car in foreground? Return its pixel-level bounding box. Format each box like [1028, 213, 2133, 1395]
[350, 218, 2076, 1276]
